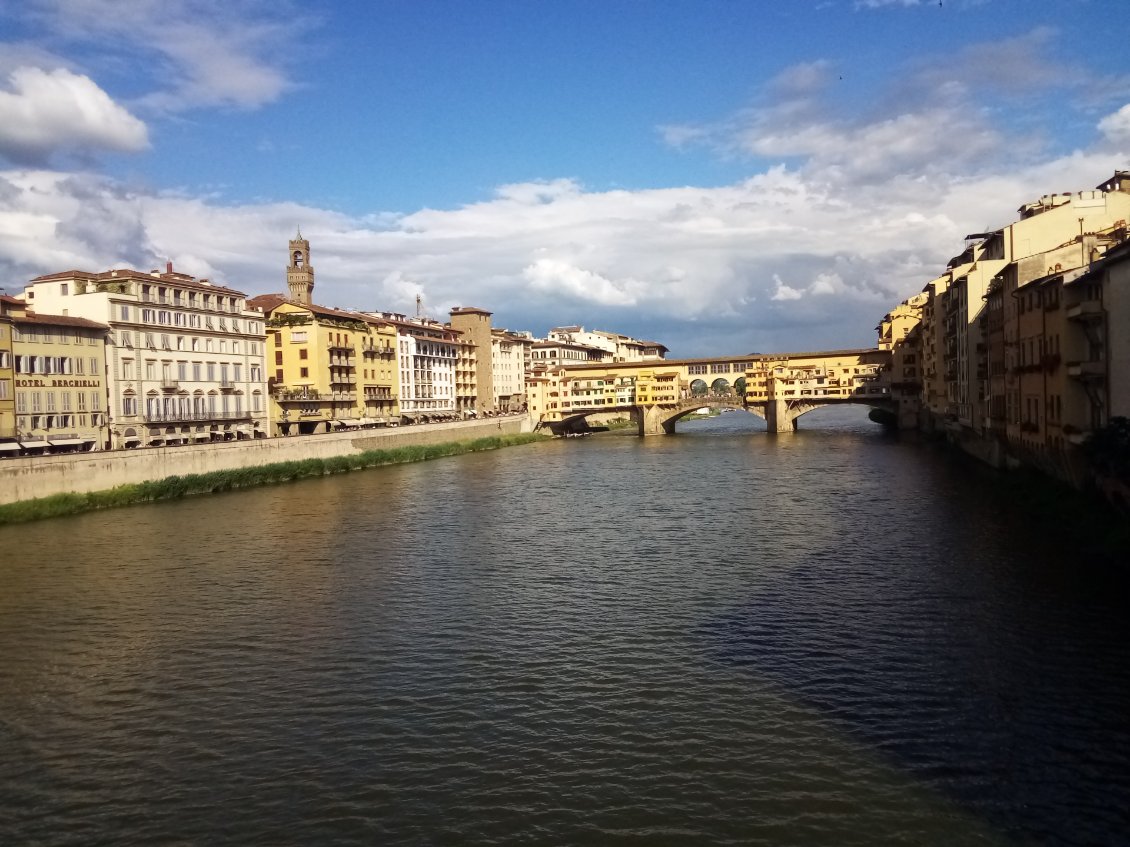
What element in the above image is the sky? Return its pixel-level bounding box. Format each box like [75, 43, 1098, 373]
[0, 0, 1127, 357]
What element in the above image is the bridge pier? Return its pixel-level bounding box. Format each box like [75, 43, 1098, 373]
[638, 405, 674, 436]
[766, 399, 797, 433]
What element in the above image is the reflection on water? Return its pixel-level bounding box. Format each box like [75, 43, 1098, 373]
[1, 408, 1127, 846]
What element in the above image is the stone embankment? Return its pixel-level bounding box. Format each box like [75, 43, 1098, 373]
[0, 416, 533, 507]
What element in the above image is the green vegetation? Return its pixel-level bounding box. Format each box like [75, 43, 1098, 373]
[0, 433, 546, 527]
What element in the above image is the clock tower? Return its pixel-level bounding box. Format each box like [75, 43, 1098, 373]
[287, 228, 314, 304]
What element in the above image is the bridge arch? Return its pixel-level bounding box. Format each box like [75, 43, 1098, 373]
[689, 379, 708, 395]
[710, 377, 730, 393]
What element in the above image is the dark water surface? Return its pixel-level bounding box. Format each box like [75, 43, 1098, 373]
[2, 408, 1128, 846]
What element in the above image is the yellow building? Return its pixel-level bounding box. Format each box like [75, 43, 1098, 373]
[2, 297, 109, 454]
[251, 296, 399, 435]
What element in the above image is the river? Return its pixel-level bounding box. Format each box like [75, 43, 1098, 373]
[1, 407, 1128, 846]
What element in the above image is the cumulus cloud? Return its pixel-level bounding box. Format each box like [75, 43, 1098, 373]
[523, 259, 645, 307]
[0, 67, 148, 164]
[771, 275, 804, 301]
[1098, 104, 1130, 144]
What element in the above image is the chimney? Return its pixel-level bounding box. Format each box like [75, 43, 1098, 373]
[166, 261, 173, 274]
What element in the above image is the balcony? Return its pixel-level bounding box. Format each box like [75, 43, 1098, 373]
[160, 378, 179, 392]
[219, 379, 235, 392]
[327, 341, 355, 352]
[277, 388, 321, 402]
[1066, 360, 1104, 381]
[1066, 300, 1103, 322]
[142, 410, 251, 423]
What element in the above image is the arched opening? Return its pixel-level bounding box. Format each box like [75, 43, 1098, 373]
[733, 377, 747, 397]
[690, 379, 708, 396]
[710, 377, 730, 394]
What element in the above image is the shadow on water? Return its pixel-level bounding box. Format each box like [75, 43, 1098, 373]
[696, 445, 1130, 845]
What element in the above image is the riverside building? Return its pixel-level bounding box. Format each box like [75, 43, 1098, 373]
[250, 234, 399, 435]
[879, 170, 1130, 484]
[20, 265, 269, 448]
[0, 295, 108, 454]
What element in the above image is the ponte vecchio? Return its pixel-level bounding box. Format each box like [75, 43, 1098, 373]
[526, 348, 895, 436]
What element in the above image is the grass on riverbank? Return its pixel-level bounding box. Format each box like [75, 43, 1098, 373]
[0, 433, 547, 527]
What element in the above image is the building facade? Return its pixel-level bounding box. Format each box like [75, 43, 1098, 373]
[22, 266, 269, 448]
[251, 296, 399, 435]
[1, 296, 108, 454]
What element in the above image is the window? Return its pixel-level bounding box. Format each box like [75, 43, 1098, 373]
[77, 392, 86, 411]
[89, 357, 98, 375]
[90, 392, 101, 411]
[178, 362, 187, 380]
[193, 363, 202, 381]
[275, 350, 283, 365]
[122, 359, 134, 379]
[120, 305, 130, 321]
[145, 361, 156, 380]
[207, 363, 216, 381]
[233, 364, 242, 382]
[290, 332, 307, 343]
[75, 357, 85, 375]
[299, 348, 308, 360]
[61, 392, 71, 412]
[122, 396, 135, 415]
[300, 367, 309, 378]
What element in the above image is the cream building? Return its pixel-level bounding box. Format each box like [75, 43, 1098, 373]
[491, 330, 530, 412]
[22, 265, 269, 448]
[0, 296, 14, 447]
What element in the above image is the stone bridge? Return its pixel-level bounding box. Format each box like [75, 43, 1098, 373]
[548, 392, 894, 436]
[532, 347, 896, 437]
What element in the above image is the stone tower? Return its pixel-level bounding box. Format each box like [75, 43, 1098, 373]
[287, 228, 314, 304]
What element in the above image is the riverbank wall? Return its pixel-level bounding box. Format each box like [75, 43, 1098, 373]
[0, 416, 533, 506]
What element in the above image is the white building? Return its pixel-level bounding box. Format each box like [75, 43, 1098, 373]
[492, 330, 531, 411]
[23, 265, 269, 447]
[371, 315, 459, 420]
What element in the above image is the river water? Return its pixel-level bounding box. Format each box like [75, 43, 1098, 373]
[1, 408, 1128, 846]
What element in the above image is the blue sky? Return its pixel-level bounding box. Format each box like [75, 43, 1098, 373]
[1, 0, 1127, 355]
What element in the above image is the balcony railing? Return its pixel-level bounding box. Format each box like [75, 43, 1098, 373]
[142, 410, 251, 423]
[160, 379, 179, 391]
[219, 379, 235, 391]
[1066, 361, 1104, 381]
[1066, 300, 1103, 321]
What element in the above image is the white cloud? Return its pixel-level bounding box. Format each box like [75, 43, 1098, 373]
[2, 142, 1127, 355]
[1098, 104, 1130, 144]
[771, 275, 804, 301]
[0, 67, 148, 164]
[11, 0, 301, 113]
[523, 258, 645, 307]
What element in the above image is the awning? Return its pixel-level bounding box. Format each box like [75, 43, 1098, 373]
[123, 437, 142, 446]
[0, 442, 21, 452]
[148, 438, 165, 445]
[195, 434, 211, 441]
[46, 438, 87, 447]
[20, 440, 48, 449]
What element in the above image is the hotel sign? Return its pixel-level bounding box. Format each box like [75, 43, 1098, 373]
[16, 378, 101, 388]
